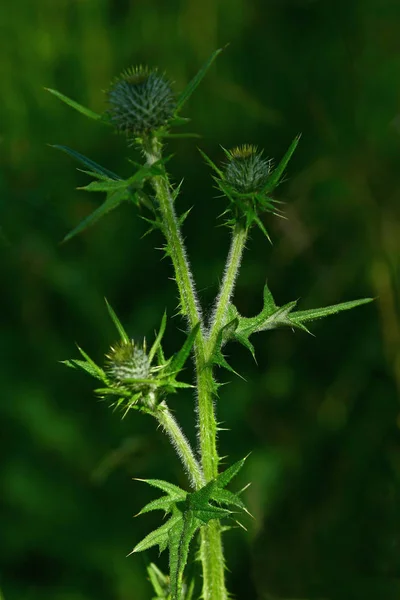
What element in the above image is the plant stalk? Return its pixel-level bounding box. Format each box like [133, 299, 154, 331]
[156, 402, 204, 489]
[144, 136, 228, 600]
[207, 222, 248, 356]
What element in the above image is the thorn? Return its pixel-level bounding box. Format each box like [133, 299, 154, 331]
[235, 519, 247, 531]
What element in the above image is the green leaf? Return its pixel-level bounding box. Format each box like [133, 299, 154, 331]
[289, 297, 374, 325]
[105, 299, 129, 344]
[94, 387, 132, 397]
[61, 359, 105, 381]
[78, 178, 130, 193]
[138, 495, 180, 516]
[222, 282, 373, 361]
[198, 147, 224, 178]
[262, 134, 301, 193]
[148, 312, 167, 364]
[214, 456, 247, 489]
[62, 188, 127, 243]
[132, 513, 182, 554]
[175, 47, 225, 113]
[45, 88, 105, 121]
[211, 488, 247, 512]
[135, 478, 187, 498]
[168, 380, 195, 389]
[147, 563, 170, 599]
[50, 145, 121, 180]
[76, 346, 107, 381]
[134, 473, 239, 600]
[166, 323, 200, 376]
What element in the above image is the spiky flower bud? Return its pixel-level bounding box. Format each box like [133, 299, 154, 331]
[106, 340, 151, 389]
[223, 145, 272, 194]
[107, 66, 176, 138]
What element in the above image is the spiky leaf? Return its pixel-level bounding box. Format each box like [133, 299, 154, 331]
[176, 47, 225, 113]
[218, 282, 373, 361]
[62, 188, 128, 243]
[133, 462, 247, 600]
[105, 299, 129, 344]
[45, 88, 105, 122]
[50, 145, 122, 180]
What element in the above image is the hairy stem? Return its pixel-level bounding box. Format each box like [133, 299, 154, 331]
[144, 137, 203, 328]
[144, 137, 228, 600]
[156, 402, 204, 489]
[207, 223, 248, 356]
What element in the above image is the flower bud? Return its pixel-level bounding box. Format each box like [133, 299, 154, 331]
[223, 145, 272, 194]
[107, 66, 176, 137]
[106, 340, 151, 389]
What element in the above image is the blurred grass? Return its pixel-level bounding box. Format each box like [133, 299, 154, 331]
[1, 0, 399, 599]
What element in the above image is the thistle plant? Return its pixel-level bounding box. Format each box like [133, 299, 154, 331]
[47, 49, 372, 600]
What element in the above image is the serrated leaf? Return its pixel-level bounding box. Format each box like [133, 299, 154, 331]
[132, 513, 182, 554]
[138, 495, 180, 516]
[212, 488, 247, 511]
[289, 297, 374, 324]
[256, 301, 298, 332]
[75, 346, 107, 381]
[176, 47, 225, 113]
[214, 456, 247, 489]
[263, 281, 277, 313]
[135, 474, 237, 600]
[136, 478, 187, 498]
[50, 145, 121, 180]
[234, 333, 256, 360]
[105, 298, 129, 344]
[61, 358, 105, 381]
[168, 497, 230, 599]
[45, 88, 104, 121]
[224, 283, 373, 360]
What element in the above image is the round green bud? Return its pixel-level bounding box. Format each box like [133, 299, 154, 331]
[107, 66, 176, 137]
[106, 341, 151, 387]
[224, 144, 271, 194]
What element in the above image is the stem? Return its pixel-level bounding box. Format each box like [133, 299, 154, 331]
[207, 223, 248, 357]
[156, 402, 204, 489]
[144, 137, 203, 329]
[195, 223, 248, 600]
[144, 136, 228, 600]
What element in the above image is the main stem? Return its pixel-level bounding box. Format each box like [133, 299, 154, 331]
[144, 137, 227, 600]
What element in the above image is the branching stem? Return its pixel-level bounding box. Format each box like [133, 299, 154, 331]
[144, 136, 229, 600]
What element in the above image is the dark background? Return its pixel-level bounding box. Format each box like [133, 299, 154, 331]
[1, 1, 400, 598]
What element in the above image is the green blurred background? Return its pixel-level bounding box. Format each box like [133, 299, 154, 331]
[1, 0, 400, 598]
